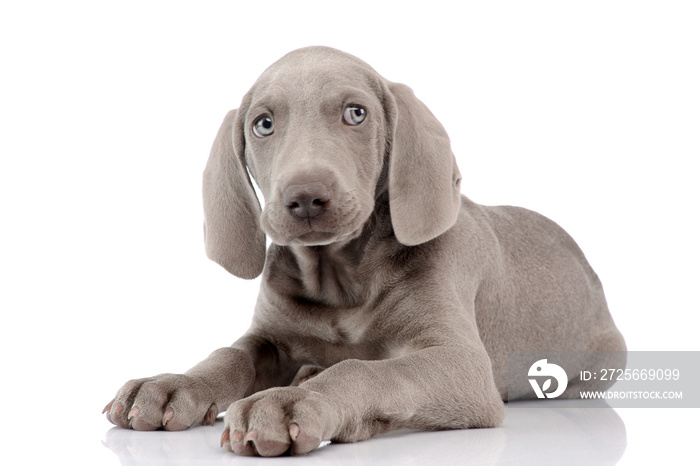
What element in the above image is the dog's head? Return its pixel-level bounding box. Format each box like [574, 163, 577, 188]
[203, 47, 462, 278]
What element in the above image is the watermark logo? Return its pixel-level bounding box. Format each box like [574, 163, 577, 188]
[509, 351, 697, 407]
[528, 359, 568, 398]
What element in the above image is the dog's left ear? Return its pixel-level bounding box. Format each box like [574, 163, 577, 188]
[202, 109, 266, 279]
[385, 83, 462, 246]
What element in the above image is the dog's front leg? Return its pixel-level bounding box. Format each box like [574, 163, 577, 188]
[221, 344, 504, 456]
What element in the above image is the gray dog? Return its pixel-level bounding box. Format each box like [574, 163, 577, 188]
[104, 47, 626, 456]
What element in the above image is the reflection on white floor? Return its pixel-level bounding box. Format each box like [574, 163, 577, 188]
[102, 400, 626, 465]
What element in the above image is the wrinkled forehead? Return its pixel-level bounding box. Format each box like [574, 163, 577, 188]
[247, 48, 384, 106]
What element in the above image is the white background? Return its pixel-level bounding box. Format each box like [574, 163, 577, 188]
[1, 1, 698, 464]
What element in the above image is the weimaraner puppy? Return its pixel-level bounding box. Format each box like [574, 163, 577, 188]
[104, 46, 626, 456]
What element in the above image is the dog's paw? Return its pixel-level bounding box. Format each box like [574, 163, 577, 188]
[221, 386, 340, 456]
[103, 374, 218, 431]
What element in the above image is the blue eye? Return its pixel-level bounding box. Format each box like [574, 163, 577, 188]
[343, 106, 367, 125]
[253, 116, 274, 137]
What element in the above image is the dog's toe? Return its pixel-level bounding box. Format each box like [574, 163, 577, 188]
[105, 401, 130, 428]
[289, 423, 322, 455]
[128, 408, 159, 431]
[229, 429, 256, 456]
[245, 430, 291, 457]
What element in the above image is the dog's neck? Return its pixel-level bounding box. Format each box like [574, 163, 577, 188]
[267, 190, 394, 309]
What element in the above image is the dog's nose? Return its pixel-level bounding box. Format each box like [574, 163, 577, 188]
[283, 182, 331, 219]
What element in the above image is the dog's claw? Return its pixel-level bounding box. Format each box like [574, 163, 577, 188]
[243, 430, 258, 446]
[102, 400, 114, 414]
[162, 407, 174, 426]
[206, 403, 217, 426]
[220, 428, 230, 448]
[127, 407, 139, 420]
[289, 423, 300, 442]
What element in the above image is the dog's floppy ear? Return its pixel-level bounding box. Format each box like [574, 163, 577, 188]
[386, 83, 462, 246]
[202, 109, 266, 279]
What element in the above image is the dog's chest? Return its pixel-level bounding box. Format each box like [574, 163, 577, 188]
[294, 306, 386, 364]
[293, 246, 365, 309]
[331, 308, 373, 345]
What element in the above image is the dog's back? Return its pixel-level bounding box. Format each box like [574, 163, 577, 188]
[452, 199, 626, 398]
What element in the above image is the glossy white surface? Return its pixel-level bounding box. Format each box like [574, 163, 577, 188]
[55, 403, 699, 465]
[100, 402, 627, 465]
[4, 390, 697, 465]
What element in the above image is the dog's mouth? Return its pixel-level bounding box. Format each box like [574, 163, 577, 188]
[261, 191, 371, 247]
[294, 230, 339, 246]
[293, 218, 369, 246]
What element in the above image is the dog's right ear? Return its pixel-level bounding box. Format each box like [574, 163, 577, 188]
[202, 109, 266, 279]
